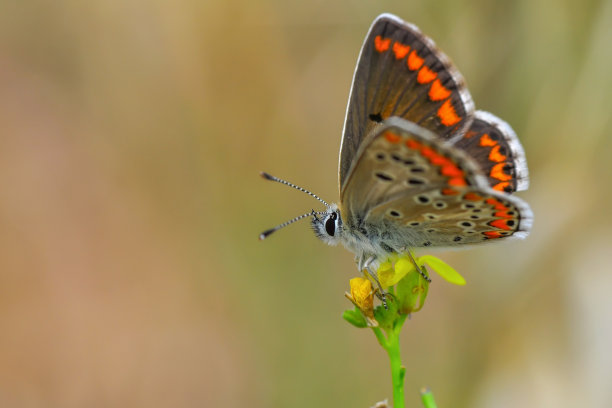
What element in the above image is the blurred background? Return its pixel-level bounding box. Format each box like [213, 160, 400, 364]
[1, 0, 612, 406]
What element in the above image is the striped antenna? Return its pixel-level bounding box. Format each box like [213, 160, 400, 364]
[259, 210, 326, 240]
[260, 172, 330, 207]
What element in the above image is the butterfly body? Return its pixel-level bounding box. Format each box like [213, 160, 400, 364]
[312, 203, 390, 262]
[262, 13, 532, 271]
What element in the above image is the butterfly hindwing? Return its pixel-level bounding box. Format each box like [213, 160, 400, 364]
[339, 118, 532, 248]
[452, 110, 529, 194]
[340, 118, 484, 224]
[339, 14, 475, 190]
[367, 186, 532, 247]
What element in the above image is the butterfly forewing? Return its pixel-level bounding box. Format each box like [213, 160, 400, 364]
[339, 14, 475, 190]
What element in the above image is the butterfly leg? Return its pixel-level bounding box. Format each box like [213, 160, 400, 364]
[360, 255, 388, 309]
[404, 249, 431, 283]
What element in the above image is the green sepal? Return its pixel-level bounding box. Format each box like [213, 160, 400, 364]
[419, 255, 466, 285]
[395, 266, 429, 314]
[373, 296, 399, 331]
[342, 306, 368, 328]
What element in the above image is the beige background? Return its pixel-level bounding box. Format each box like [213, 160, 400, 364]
[1, 0, 612, 407]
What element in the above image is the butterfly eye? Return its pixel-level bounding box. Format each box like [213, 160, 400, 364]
[325, 214, 337, 236]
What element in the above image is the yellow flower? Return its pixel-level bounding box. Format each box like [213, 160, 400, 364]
[378, 253, 430, 314]
[377, 257, 416, 288]
[378, 252, 466, 288]
[345, 277, 377, 327]
[344, 253, 465, 324]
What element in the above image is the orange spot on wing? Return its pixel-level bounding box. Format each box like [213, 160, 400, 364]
[417, 66, 437, 84]
[420, 146, 437, 159]
[409, 141, 468, 186]
[442, 188, 459, 196]
[405, 139, 421, 150]
[428, 79, 451, 101]
[464, 130, 478, 139]
[490, 162, 512, 181]
[479, 133, 496, 147]
[486, 198, 508, 211]
[490, 219, 512, 231]
[494, 210, 513, 219]
[429, 155, 452, 166]
[392, 42, 411, 59]
[423, 148, 451, 166]
[407, 50, 424, 70]
[384, 131, 401, 143]
[437, 99, 461, 126]
[374, 36, 391, 53]
[464, 192, 483, 201]
[448, 177, 467, 186]
[493, 181, 511, 192]
[489, 145, 507, 162]
[441, 164, 464, 178]
[484, 231, 503, 239]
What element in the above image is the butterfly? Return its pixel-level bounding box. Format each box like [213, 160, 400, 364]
[260, 13, 532, 276]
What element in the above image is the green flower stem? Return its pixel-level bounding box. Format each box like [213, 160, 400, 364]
[371, 314, 408, 408]
[345, 254, 452, 407]
[386, 332, 405, 408]
[371, 326, 387, 348]
[420, 388, 438, 408]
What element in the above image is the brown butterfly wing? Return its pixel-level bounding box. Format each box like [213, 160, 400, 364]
[339, 14, 475, 191]
[339, 118, 532, 248]
[366, 187, 532, 247]
[453, 110, 529, 194]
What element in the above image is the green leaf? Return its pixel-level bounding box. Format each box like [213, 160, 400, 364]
[419, 255, 466, 285]
[342, 307, 368, 328]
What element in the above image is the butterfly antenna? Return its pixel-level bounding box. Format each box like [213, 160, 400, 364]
[260, 172, 330, 207]
[259, 210, 326, 240]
